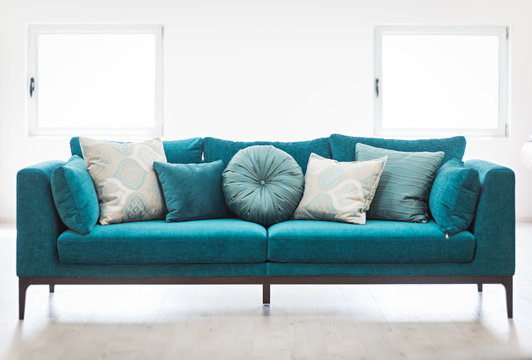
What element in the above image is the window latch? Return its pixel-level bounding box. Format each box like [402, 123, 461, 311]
[29, 77, 35, 97]
[375, 78, 379, 97]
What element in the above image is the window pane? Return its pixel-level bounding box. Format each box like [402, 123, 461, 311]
[381, 34, 500, 130]
[37, 33, 156, 129]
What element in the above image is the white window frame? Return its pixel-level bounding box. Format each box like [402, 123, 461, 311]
[27, 24, 163, 136]
[374, 25, 509, 137]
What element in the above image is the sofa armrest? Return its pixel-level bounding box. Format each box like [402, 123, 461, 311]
[465, 160, 515, 276]
[17, 160, 66, 277]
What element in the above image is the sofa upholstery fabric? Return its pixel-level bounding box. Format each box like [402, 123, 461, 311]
[203, 137, 331, 173]
[57, 219, 268, 265]
[464, 160, 515, 276]
[16, 143, 515, 285]
[51, 156, 99, 235]
[268, 220, 475, 264]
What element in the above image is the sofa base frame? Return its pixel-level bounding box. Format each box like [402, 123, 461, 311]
[18, 276, 513, 320]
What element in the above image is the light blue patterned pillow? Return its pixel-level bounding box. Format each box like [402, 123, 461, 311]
[293, 153, 387, 224]
[79, 137, 167, 224]
[356, 143, 444, 222]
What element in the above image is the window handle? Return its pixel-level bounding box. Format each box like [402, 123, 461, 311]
[29, 77, 35, 97]
[375, 78, 379, 97]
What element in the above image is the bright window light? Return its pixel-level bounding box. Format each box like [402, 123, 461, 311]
[374, 26, 509, 137]
[27, 25, 163, 136]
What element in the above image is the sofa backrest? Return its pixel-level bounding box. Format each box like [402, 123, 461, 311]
[70, 137, 204, 164]
[70, 135, 465, 170]
[203, 137, 331, 173]
[329, 134, 466, 164]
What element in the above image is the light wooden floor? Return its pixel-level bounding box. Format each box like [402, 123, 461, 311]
[1, 225, 531, 360]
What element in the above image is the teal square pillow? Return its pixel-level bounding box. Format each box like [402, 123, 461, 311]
[356, 143, 444, 222]
[154, 160, 231, 222]
[429, 159, 480, 235]
[51, 156, 99, 234]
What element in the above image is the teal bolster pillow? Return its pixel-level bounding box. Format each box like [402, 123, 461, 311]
[222, 145, 305, 227]
[356, 143, 444, 223]
[429, 159, 480, 235]
[51, 155, 99, 234]
[153, 160, 231, 222]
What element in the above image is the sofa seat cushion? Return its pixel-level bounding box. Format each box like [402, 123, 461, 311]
[58, 219, 267, 265]
[268, 220, 475, 264]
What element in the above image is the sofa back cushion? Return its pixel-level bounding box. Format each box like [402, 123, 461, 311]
[329, 134, 466, 164]
[203, 137, 331, 173]
[70, 137, 203, 164]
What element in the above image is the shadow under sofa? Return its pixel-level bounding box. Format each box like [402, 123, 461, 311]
[16, 135, 515, 319]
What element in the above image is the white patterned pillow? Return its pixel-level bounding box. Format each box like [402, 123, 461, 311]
[79, 137, 167, 225]
[293, 153, 387, 224]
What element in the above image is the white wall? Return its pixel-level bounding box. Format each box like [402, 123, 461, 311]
[1, 0, 532, 223]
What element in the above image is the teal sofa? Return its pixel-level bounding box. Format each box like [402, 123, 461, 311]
[16, 135, 515, 319]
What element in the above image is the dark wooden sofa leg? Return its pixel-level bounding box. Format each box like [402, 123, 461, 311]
[19, 278, 30, 320]
[502, 277, 513, 318]
[262, 283, 270, 305]
[49, 284, 55, 293]
[477, 283, 483, 292]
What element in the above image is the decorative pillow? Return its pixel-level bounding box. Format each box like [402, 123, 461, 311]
[356, 143, 445, 223]
[153, 160, 231, 222]
[293, 154, 387, 224]
[222, 145, 304, 227]
[429, 159, 480, 235]
[51, 156, 99, 234]
[79, 137, 167, 225]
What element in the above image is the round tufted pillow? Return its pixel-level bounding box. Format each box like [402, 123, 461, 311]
[222, 145, 305, 227]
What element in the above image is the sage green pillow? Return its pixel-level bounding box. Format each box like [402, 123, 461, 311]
[356, 143, 444, 222]
[223, 145, 304, 227]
